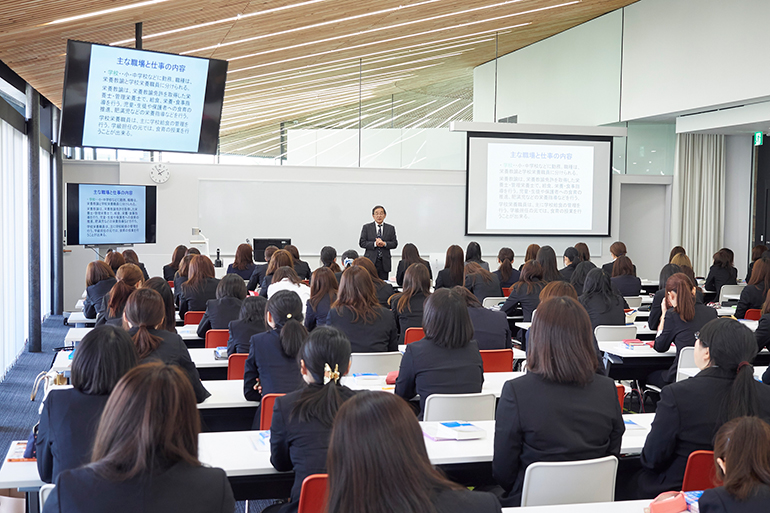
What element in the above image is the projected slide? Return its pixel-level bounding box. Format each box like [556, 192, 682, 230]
[78, 184, 147, 245]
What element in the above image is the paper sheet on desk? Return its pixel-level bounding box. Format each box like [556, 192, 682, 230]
[422, 424, 487, 442]
[624, 419, 646, 430]
[250, 431, 270, 452]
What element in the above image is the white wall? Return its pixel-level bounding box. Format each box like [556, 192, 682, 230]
[723, 135, 754, 278]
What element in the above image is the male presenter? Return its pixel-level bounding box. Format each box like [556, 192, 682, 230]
[359, 205, 398, 280]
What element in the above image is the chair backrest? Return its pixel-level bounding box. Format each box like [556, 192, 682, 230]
[167, 280, 175, 289]
[480, 349, 513, 372]
[520, 455, 618, 507]
[676, 346, 697, 382]
[39, 483, 55, 513]
[682, 450, 719, 492]
[204, 329, 229, 349]
[745, 308, 762, 321]
[623, 296, 643, 308]
[594, 325, 637, 342]
[719, 284, 746, 304]
[184, 311, 205, 325]
[227, 353, 248, 380]
[404, 327, 425, 344]
[423, 393, 497, 421]
[502, 286, 513, 297]
[297, 474, 328, 513]
[260, 393, 285, 430]
[348, 352, 402, 375]
[482, 296, 506, 308]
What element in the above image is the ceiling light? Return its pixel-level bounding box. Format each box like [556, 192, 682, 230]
[44, 0, 171, 26]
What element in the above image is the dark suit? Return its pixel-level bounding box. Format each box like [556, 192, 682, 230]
[699, 485, 770, 513]
[638, 367, 770, 497]
[746, 261, 757, 283]
[179, 278, 220, 316]
[430, 489, 502, 513]
[242, 329, 304, 404]
[95, 293, 121, 327]
[293, 260, 312, 281]
[493, 268, 520, 289]
[305, 295, 333, 332]
[579, 294, 627, 331]
[42, 462, 235, 513]
[501, 281, 545, 322]
[226, 262, 255, 281]
[247, 263, 269, 291]
[270, 387, 356, 513]
[705, 265, 737, 298]
[37, 389, 109, 483]
[756, 313, 770, 352]
[468, 306, 512, 350]
[396, 259, 432, 286]
[173, 273, 187, 306]
[83, 278, 116, 319]
[374, 280, 396, 308]
[493, 372, 624, 507]
[602, 261, 636, 276]
[197, 297, 243, 338]
[612, 275, 642, 297]
[736, 284, 765, 318]
[465, 274, 503, 303]
[394, 337, 484, 419]
[654, 304, 718, 383]
[162, 264, 177, 282]
[466, 258, 490, 271]
[649, 289, 706, 330]
[326, 305, 398, 353]
[359, 221, 398, 278]
[136, 262, 150, 281]
[559, 263, 577, 282]
[391, 293, 427, 345]
[227, 318, 265, 356]
[435, 268, 463, 289]
[128, 327, 210, 403]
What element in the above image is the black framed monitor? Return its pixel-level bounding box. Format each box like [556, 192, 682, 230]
[253, 238, 291, 262]
[59, 40, 228, 154]
[66, 183, 157, 245]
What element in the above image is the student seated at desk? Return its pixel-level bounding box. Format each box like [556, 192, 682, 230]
[465, 241, 490, 271]
[267, 266, 311, 313]
[259, 249, 294, 298]
[746, 244, 768, 283]
[395, 288, 484, 419]
[173, 254, 195, 307]
[637, 318, 770, 498]
[391, 263, 431, 345]
[570, 260, 596, 296]
[305, 267, 337, 332]
[227, 295, 267, 356]
[736, 257, 770, 318]
[141, 278, 177, 334]
[197, 274, 246, 338]
[122, 249, 149, 281]
[395, 243, 432, 287]
[178, 255, 220, 317]
[669, 245, 686, 263]
[82, 260, 116, 320]
[648, 264, 682, 330]
[265, 327, 356, 513]
[559, 246, 579, 282]
[649, 273, 717, 388]
[611, 255, 642, 296]
[42, 362, 235, 513]
[104, 250, 124, 274]
[334, 249, 358, 283]
[699, 416, 770, 513]
[37, 326, 138, 484]
[705, 248, 738, 299]
[327, 391, 503, 513]
[493, 247, 519, 288]
[500, 261, 545, 323]
[163, 244, 186, 282]
[353, 257, 395, 308]
[243, 290, 306, 417]
[518, 243, 539, 271]
[602, 240, 635, 276]
[326, 266, 398, 353]
[456, 286, 511, 350]
[124, 289, 210, 403]
[575, 242, 591, 263]
[435, 245, 464, 290]
[318, 245, 342, 274]
[536, 245, 563, 283]
[96, 264, 144, 326]
[284, 244, 312, 281]
[226, 243, 256, 280]
[493, 297, 624, 507]
[247, 245, 277, 292]
[579, 268, 627, 331]
[464, 262, 503, 303]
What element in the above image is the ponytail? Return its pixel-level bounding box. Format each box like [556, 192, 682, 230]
[728, 360, 760, 421]
[267, 290, 308, 358]
[124, 288, 165, 359]
[665, 273, 695, 322]
[108, 264, 144, 317]
[497, 247, 514, 283]
[328, 262, 342, 273]
[280, 318, 307, 359]
[132, 325, 162, 359]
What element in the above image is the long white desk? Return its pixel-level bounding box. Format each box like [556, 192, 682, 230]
[341, 372, 524, 398]
[516, 321, 656, 337]
[502, 499, 651, 513]
[66, 311, 96, 326]
[63, 323, 200, 345]
[598, 341, 676, 359]
[51, 347, 226, 373]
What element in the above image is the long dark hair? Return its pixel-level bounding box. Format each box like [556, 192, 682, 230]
[333, 266, 380, 323]
[497, 247, 514, 283]
[713, 248, 734, 269]
[658, 263, 682, 289]
[267, 289, 307, 358]
[108, 264, 144, 317]
[71, 325, 138, 395]
[524, 243, 540, 263]
[216, 273, 247, 300]
[580, 268, 618, 309]
[233, 243, 254, 271]
[326, 392, 462, 513]
[141, 278, 177, 333]
[668, 246, 686, 263]
[124, 288, 164, 359]
[396, 263, 431, 314]
[574, 242, 590, 262]
[513, 261, 544, 294]
[238, 295, 268, 326]
[612, 255, 635, 277]
[749, 257, 770, 292]
[320, 246, 341, 273]
[85, 260, 114, 287]
[444, 245, 464, 285]
[90, 362, 201, 481]
[465, 241, 483, 263]
[309, 266, 338, 310]
[666, 273, 696, 322]
[422, 288, 473, 349]
[536, 246, 561, 283]
[168, 245, 187, 271]
[400, 243, 426, 268]
[183, 255, 215, 294]
[570, 260, 597, 295]
[713, 416, 770, 501]
[266, 249, 294, 276]
[291, 327, 352, 427]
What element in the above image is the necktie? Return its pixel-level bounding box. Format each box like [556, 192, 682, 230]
[377, 225, 382, 257]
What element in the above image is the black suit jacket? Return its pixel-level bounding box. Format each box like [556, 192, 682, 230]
[270, 387, 357, 512]
[430, 489, 502, 513]
[391, 293, 427, 344]
[173, 273, 187, 306]
[128, 327, 210, 403]
[242, 329, 304, 404]
[746, 261, 756, 283]
[579, 293, 627, 331]
[649, 289, 706, 329]
[83, 278, 116, 319]
[374, 280, 396, 308]
[95, 293, 122, 327]
[493, 268, 520, 289]
[197, 297, 243, 338]
[435, 268, 463, 289]
[359, 222, 398, 273]
[326, 305, 398, 353]
[37, 389, 109, 483]
[162, 264, 177, 282]
[638, 367, 770, 497]
[396, 259, 432, 286]
[136, 262, 150, 281]
[226, 263, 255, 281]
[493, 372, 624, 507]
[699, 485, 770, 513]
[756, 313, 770, 352]
[227, 318, 265, 356]
[305, 295, 333, 332]
[293, 260, 312, 281]
[179, 278, 220, 316]
[611, 275, 642, 297]
[602, 261, 636, 276]
[43, 462, 234, 513]
[468, 306, 512, 350]
[705, 265, 737, 298]
[736, 284, 765, 318]
[501, 281, 545, 322]
[654, 304, 718, 383]
[247, 263, 269, 291]
[395, 337, 484, 419]
[559, 263, 577, 282]
[465, 274, 503, 303]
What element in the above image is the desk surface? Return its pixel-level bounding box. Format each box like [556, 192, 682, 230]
[52, 347, 225, 373]
[340, 372, 524, 398]
[502, 499, 651, 513]
[516, 321, 655, 337]
[397, 345, 527, 361]
[598, 341, 675, 358]
[199, 380, 257, 410]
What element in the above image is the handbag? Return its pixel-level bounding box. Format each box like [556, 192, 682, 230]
[22, 423, 38, 459]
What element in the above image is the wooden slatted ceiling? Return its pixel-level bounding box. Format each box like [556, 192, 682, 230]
[0, 0, 637, 152]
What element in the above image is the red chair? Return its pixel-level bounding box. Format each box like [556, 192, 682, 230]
[616, 384, 625, 410]
[297, 474, 328, 513]
[227, 353, 248, 380]
[248, 290, 258, 296]
[502, 287, 513, 297]
[745, 309, 762, 321]
[184, 311, 205, 325]
[260, 393, 286, 430]
[480, 349, 513, 372]
[167, 281, 175, 289]
[682, 450, 720, 492]
[404, 327, 425, 344]
[204, 329, 229, 349]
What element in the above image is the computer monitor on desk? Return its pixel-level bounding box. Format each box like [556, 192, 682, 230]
[253, 238, 291, 262]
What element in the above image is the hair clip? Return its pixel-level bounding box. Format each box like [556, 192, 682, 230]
[323, 363, 340, 385]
